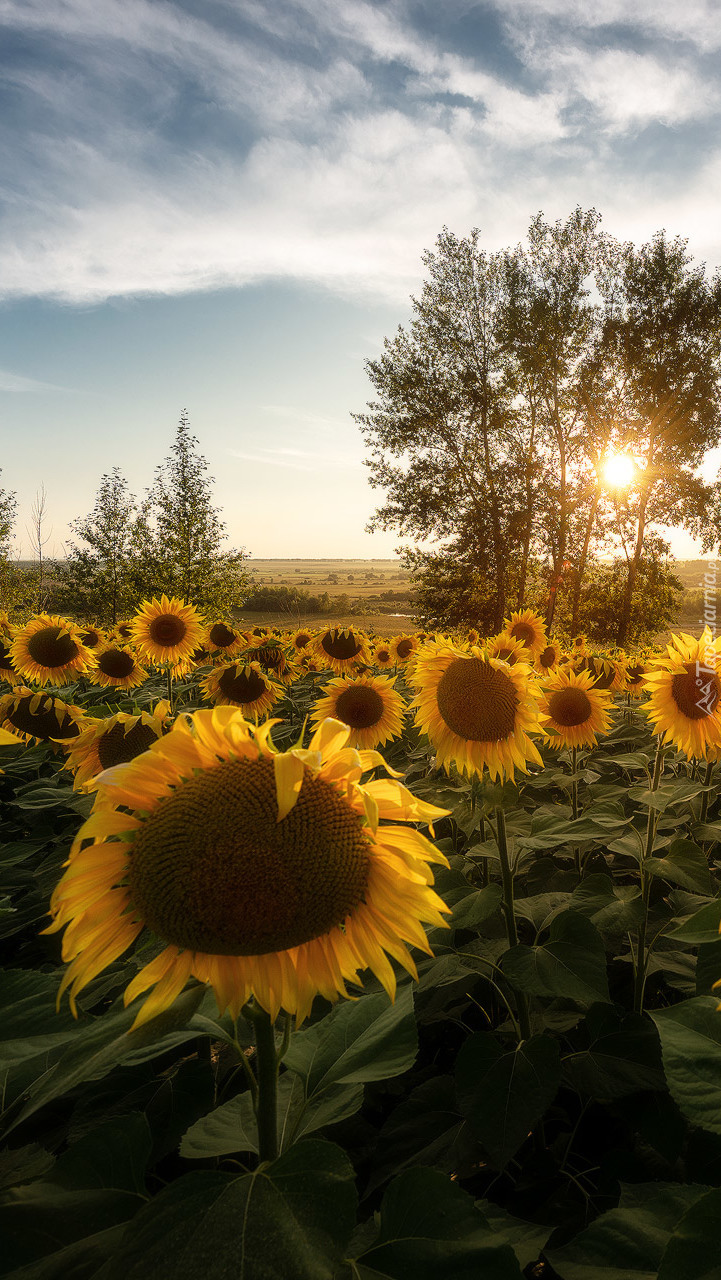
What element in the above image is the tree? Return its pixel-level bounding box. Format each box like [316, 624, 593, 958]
[26, 485, 52, 613]
[0, 469, 19, 614]
[134, 412, 252, 614]
[57, 468, 138, 625]
[591, 233, 721, 645]
[357, 213, 721, 640]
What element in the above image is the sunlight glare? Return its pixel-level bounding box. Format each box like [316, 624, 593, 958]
[602, 452, 636, 488]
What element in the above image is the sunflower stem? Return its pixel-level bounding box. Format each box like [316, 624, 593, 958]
[633, 736, 666, 1014]
[166, 666, 174, 713]
[495, 807, 532, 1042]
[248, 1005, 279, 1163]
[700, 759, 715, 826]
[571, 746, 581, 879]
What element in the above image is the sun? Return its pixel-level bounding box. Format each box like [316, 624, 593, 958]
[602, 452, 636, 489]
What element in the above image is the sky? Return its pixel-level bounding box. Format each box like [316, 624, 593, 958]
[2, 0, 721, 562]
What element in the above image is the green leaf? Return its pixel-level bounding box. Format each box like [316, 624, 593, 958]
[667, 899, 721, 944]
[104, 1141, 357, 1280]
[501, 910, 610, 1006]
[562, 1004, 666, 1099]
[283, 985, 417, 1094]
[652, 997, 721, 1134]
[365, 1076, 466, 1194]
[0, 1144, 55, 1192]
[478, 1201, 550, 1271]
[518, 812, 612, 851]
[696, 940, 721, 996]
[657, 1186, 721, 1280]
[629, 779, 705, 812]
[548, 1182, 711, 1280]
[450, 883, 503, 930]
[353, 1167, 523, 1279]
[646, 840, 715, 895]
[455, 1031, 560, 1169]
[47, 1113, 152, 1194]
[2, 1225, 128, 1280]
[0, 1185, 144, 1273]
[180, 1075, 362, 1159]
[6, 984, 209, 1133]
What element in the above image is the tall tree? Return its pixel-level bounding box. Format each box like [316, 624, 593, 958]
[134, 412, 251, 613]
[355, 229, 525, 632]
[592, 232, 721, 645]
[57, 468, 137, 625]
[0, 469, 18, 613]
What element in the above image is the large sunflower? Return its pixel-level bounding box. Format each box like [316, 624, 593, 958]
[311, 674, 406, 750]
[486, 632, 531, 666]
[504, 609, 547, 660]
[78, 625, 106, 651]
[538, 668, 613, 750]
[372, 642, 394, 670]
[0, 631, 17, 685]
[91, 645, 149, 690]
[572, 654, 625, 692]
[643, 629, 721, 758]
[0, 687, 86, 745]
[10, 615, 96, 687]
[204, 621, 245, 660]
[65, 706, 170, 789]
[243, 639, 299, 686]
[412, 641, 544, 780]
[131, 595, 204, 667]
[389, 634, 419, 666]
[290, 628, 315, 656]
[202, 661, 282, 718]
[312, 627, 371, 675]
[536, 641, 561, 676]
[46, 712, 450, 1027]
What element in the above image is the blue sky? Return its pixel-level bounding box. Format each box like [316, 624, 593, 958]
[2, 0, 721, 559]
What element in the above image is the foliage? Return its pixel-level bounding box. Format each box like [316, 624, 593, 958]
[130, 412, 253, 614]
[4, 650, 721, 1275]
[55, 468, 138, 625]
[356, 211, 721, 639]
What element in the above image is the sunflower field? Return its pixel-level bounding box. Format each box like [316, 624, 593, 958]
[3, 600, 721, 1279]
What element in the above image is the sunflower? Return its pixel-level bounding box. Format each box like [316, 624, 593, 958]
[243, 639, 299, 686]
[504, 609, 547, 660]
[0, 687, 86, 745]
[486, 632, 531, 666]
[311, 674, 406, 750]
[131, 595, 204, 667]
[78, 625, 106, 651]
[204, 621, 245, 660]
[91, 645, 149, 690]
[312, 627, 371, 675]
[46, 711, 450, 1027]
[372, 642, 395, 670]
[571, 634, 589, 656]
[536, 641, 561, 676]
[389, 634, 419, 666]
[65, 706, 170, 789]
[572, 654, 625, 692]
[643, 629, 721, 758]
[538, 668, 613, 750]
[412, 640, 544, 780]
[290, 628, 315, 655]
[202, 661, 282, 718]
[10, 615, 96, 687]
[625, 655, 650, 697]
[0, 632, 17, 685]
[467, 629, 480, 645]
[110, 620, 135, 643]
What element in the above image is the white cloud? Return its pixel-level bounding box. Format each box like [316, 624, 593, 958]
[1, 0, 721, 306]
[0, 367, 77, 392]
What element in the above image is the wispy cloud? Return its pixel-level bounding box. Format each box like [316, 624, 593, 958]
[0, 367, 77, 393]
[1, 0, 721, 305]
[229, 444, 361, 471]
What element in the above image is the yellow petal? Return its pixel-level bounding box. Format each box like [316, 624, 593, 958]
[274, 751, 306, 822]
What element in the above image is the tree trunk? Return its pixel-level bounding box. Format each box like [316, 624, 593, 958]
[616, 486, 650, 646]
[570, 490, 600, 635]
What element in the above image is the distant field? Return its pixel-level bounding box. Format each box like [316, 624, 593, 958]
[247, 558, 410, 599]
